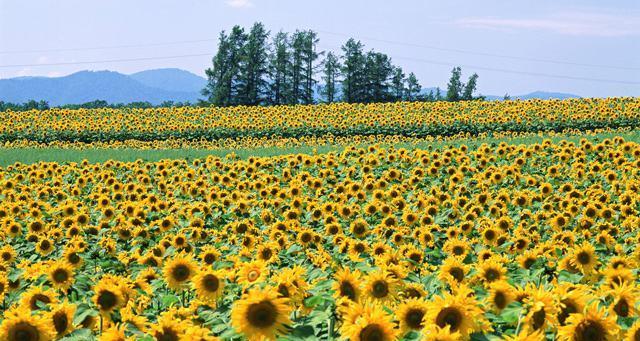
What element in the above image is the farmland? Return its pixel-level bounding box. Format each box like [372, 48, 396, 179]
[1, 98, 640, 340]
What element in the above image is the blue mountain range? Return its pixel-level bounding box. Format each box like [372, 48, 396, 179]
[0, 68, 580, 106]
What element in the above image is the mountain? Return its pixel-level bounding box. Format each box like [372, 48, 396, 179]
[512, 91, 580, 100]
[0, 69, 581, 106]
[0, 69, 206, 106]
[130, 68, 207, 93]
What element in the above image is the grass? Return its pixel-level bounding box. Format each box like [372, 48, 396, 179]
[1, 130, 639, 166]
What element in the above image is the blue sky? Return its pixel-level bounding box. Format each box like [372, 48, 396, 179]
[1, 0, 639, 97]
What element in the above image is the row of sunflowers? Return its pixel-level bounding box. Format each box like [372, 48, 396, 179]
[1, 98, 639, 143]
[1, 134, 640, 340]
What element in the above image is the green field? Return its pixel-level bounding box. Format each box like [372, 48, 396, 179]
[1, 129, 638, 166]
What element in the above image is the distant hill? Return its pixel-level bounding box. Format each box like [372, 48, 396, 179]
[0, 69, 581, 106]
[0, 69, 206, 106]
[130, 68, 207, 93]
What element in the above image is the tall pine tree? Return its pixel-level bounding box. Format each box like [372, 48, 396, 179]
[321, 52, 340, 103]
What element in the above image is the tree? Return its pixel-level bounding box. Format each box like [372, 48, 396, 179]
[363, 51, 395, 103]
[341, 39, 366, 103]
[238, 22, 270, 105]
[202, 26, 247, 106]
[302, 30, 320, 104]
[446, 66, 463, 102]
[268, 31, 291, 105]
[390, 67, 405, 101]
[321, 52, 340, 103]
[503, 93, 511, 100]
[405, 72, 422, 101]
[462, 73, 479, 101]
[435, 87, 442, 101]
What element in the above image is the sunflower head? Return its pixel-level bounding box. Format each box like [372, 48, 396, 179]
[231, 287, 292, 341]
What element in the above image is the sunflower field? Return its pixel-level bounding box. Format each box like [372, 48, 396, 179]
[1, 99, 640, 340]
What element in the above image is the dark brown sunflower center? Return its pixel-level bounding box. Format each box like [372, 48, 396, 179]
[405, 309, 425, 330]
[532, 308, 546, 330]
[172, 264, 190, 282]
[452, 246, 464, 256]
[260, 249, 273, 260]
[634, 329, 640, 341]
[449, 267, 464, 282]
[247, 301, 278, 328]
[9, 322, 40, 341]
[156, 328, 179, 341]
[353, 225, 366, 235]
[371, 280, 389, 298]
[301, 233, 312, 243]
[359, 324, 386, 341]
[577, 251, 591, 265]
[204, 254, 216, 264]
[558, 300, 578, 325]
[202, 274, 220, 292]
[524, 258, 535, 269]
[53, 311, 69, 333]
[97, 290, 117, 310]
[435, 307, 463, 331]
[29, 294, 51, 310]
[340, 281, 356, 300]
[485, 268, 500, 282]
[52, 269, 69, 283]
[494, 291, 508, 310]
[68, 253, 80, 264]
[614, 299, 630, 317]
[574, 320, 605, 341]
[277, 284, 290, 298]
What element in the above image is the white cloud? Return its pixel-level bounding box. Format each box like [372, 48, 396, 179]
[455, 12, 640, 37]
[226, 0, 253, 9]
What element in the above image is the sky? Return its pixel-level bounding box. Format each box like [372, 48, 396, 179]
[1, 0, 639, 97]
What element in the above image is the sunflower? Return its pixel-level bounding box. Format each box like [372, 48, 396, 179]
[47, 261, 74, 291]
[236, 260, 268, 287]
[425, 286, 489, 338]
[341, 300, 399, 341]
[363, 270, 399, 304]
[476, 259, 507, 284]
[49, 302, 76, 337]
[162, 253, 197, 291]
[332, 268, 362, 302]
[424, 325, 462, 341]
[199, 246, 221, 266]
[522, 285, 559, 333]
[557, 302, 619, 341]
[606, 282, 637, 318]
[487, 281, 515, 312]
[626, 322, 640, 341]
[231, 287, 292, 341]
[93, 278, 124, 315]
[20, 287, 58, 311]
[98, 323, 128, 341]
[149, 312, 186, 341]
[570, 242, 598, 274]
[396, 298, 429, 334]
[0, 306, 56, 341]
[438, 257, 469, 286]
[192, 269, 225, 305]
[554, 283, 590, 326]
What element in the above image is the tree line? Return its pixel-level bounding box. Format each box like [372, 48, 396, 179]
[0, 100, 197, 112]
[202, 22, 483, 106]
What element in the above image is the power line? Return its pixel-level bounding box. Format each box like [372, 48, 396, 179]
[0, 53, 213, 68]
[389, 55, 640, 85]
[3, 49, 637, 86]
[0, 38, 217, 55]
[316, 29, 640, 72]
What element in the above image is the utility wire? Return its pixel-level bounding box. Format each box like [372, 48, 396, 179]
[316, 29, 640, 72]
[0, 53, 213, 68]
[0, 38, 217, 55]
